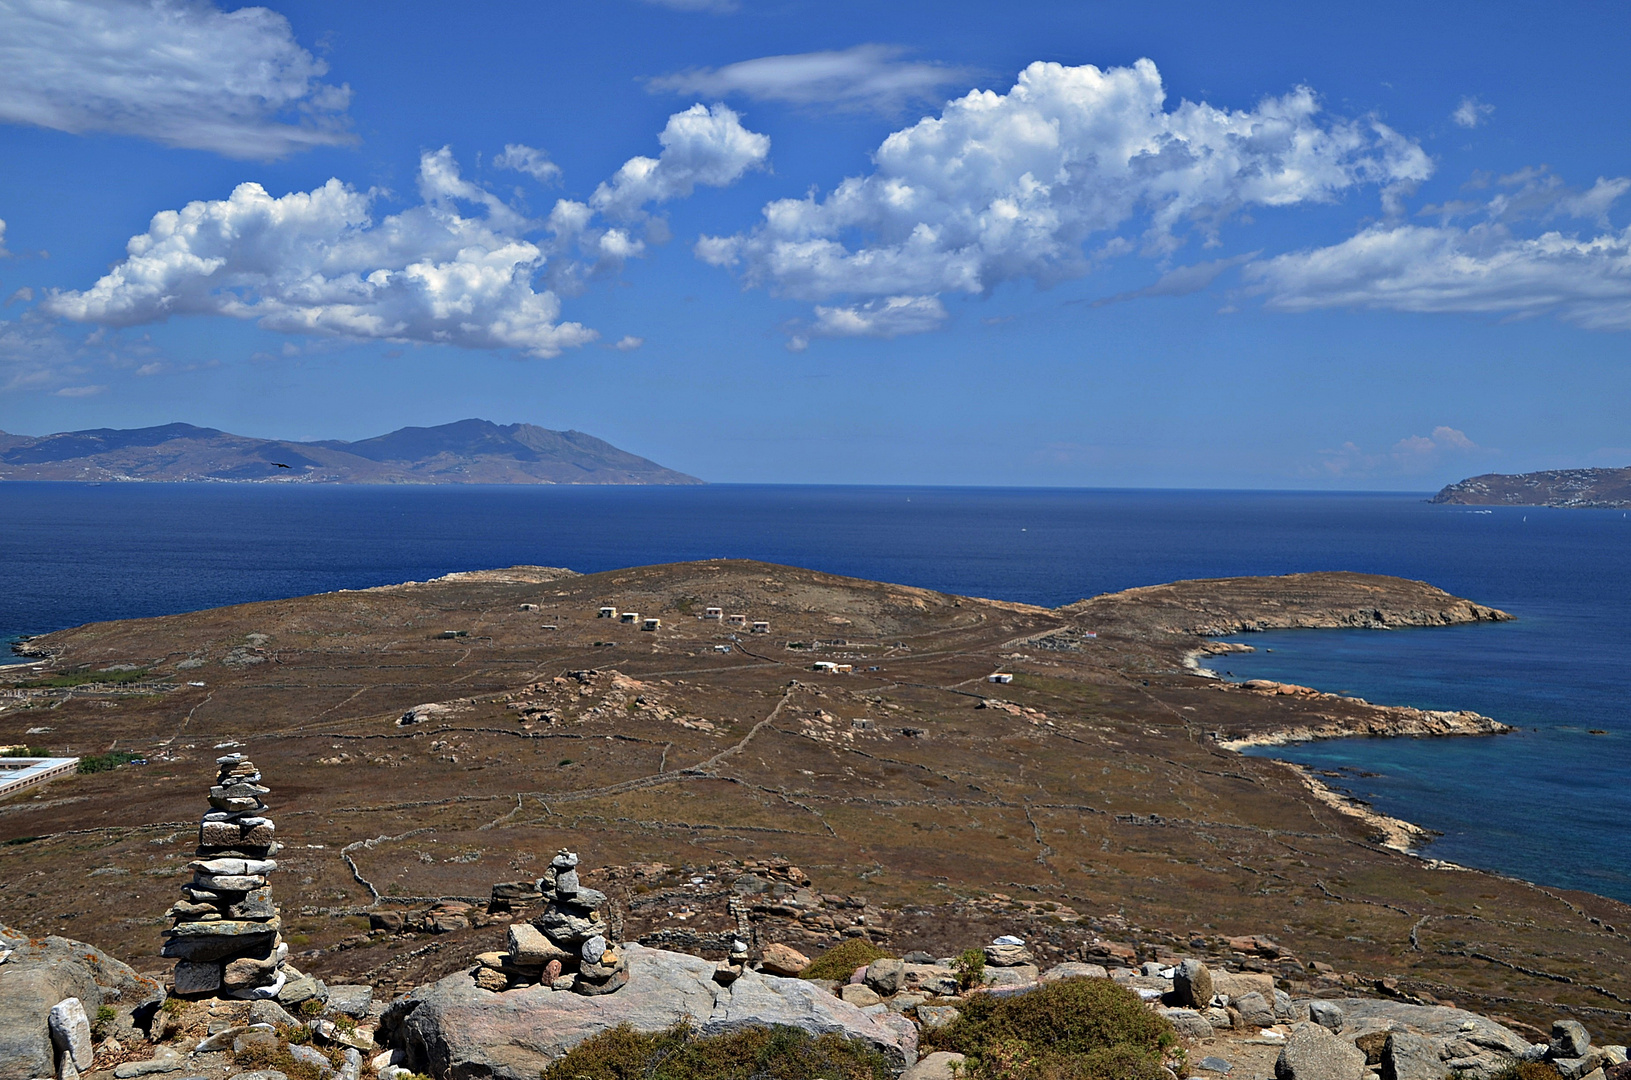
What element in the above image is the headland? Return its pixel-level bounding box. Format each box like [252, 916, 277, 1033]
[3, 560, 1627, 1052]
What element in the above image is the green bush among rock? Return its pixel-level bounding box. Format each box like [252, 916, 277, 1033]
[232, 1024, 346, 1080]
[537, 1022, 894, 1080]
[77, 751, 142, 773]
[1487, 1063, 1565, 1080]
[952, 948, 986, 990]
[927, 977, 1176, 1080]
[798, 938, 893, 981]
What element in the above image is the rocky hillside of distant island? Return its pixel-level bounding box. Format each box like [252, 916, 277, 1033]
[1432, 467, 1631, 507]
[0, 419, 702, 484]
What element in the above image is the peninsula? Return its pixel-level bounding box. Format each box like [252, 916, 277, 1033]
[1432, 466, 1631, 507]
[0, 419, 701, 485]
[7, 560, 1629, 1055]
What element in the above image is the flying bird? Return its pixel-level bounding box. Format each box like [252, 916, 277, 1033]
[271, 462, 291, 468]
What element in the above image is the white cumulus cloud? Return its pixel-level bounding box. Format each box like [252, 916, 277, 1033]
[1451, 96, 1495, 129]
[0, 217, 9, 257]
[494, 143, 562, 185]
[588, 104, 769, 222]
[649, 44, 971, 114]
[1247, 171, 1631, 330]
[0, 0, 353, 159]
[614, 335, 643, 351]
[39, 105, 772, 358]
[42, 149, 597, 357]
[811, 294, 948, 338]
[700, 58, 1431, 341]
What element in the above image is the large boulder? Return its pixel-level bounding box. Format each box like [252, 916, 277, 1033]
[1174, 959, 1214, 1009]
[1233, 991, 1277, 1028]
[1276, 1021, 1367, 1080]
[0, 925, 163, 1080]
[758, 943, 809, 977]
[1331, 998, 1530, 1075]
[383, 944, 909, 1080]
[1382, 1030, 1446, 1080]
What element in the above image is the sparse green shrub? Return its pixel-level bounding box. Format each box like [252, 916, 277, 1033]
[798, 938, 892, 981]
[160, 996, 185, 1016]
[235, 1034, 326, 1080]
[1488, 1063, 1564, 1080]
[539, 1022, 892, 1080]
[91, 1004, 117, 1038]
[928, 977, 1174, 1080]
[14, 668, 148, 689]
[298, 998, 326, 1017]
[77, 751, 141, 774]
[952, 948, 986, 990]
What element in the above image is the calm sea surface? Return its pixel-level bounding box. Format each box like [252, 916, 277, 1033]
[3, 484, 1628, 900]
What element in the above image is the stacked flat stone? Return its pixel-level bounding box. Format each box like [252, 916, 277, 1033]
[161, 753, 289, 998]
[520, 850, 628, 995]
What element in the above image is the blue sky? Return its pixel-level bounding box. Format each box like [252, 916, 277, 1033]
[1, 0, 1628, 488]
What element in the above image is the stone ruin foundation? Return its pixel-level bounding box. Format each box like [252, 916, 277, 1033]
[162, 753, 292, 999]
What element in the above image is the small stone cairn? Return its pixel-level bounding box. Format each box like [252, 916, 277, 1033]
[161, 753, 291, 999]
[478, 850, 629, 995]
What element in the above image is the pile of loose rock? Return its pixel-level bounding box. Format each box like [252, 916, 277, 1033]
[162, 754, 291, 999]
[473, 850, 628, 995]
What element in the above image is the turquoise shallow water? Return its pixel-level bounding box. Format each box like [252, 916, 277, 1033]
[2, 484, 1628, 899]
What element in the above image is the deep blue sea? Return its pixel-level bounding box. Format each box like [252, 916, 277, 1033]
[3, 484, 1628, 901]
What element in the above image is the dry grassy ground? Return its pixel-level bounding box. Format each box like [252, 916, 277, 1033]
[2, 561, 1625, 1041]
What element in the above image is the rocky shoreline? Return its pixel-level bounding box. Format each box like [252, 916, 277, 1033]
[1190, 668, 1514, 856]
[1211, 679, 1512, 750]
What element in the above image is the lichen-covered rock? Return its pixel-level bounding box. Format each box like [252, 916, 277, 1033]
[0, 925, 162, 1080]
[1276, 1021, 1367, 1080]
[384, 943, 907, 1080]
[1161, 1008, 1215, 1040]
[1234, 990, 1276, 1028]
[1382, 1030, 1446, 1080]
[1174, 959, 1214, 1008]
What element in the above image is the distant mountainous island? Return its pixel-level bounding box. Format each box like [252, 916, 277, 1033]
[0, 419, 702, 485]
[1432, 467, 1631, 508]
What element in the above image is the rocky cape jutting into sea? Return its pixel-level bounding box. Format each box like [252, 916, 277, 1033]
[3, 561, 1630, 1080]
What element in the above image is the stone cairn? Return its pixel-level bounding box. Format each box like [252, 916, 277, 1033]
[162, 753, 290, 999]
[479, 850, 629, 995]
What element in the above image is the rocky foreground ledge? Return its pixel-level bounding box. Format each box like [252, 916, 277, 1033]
[7, 913, 1631, 1080]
